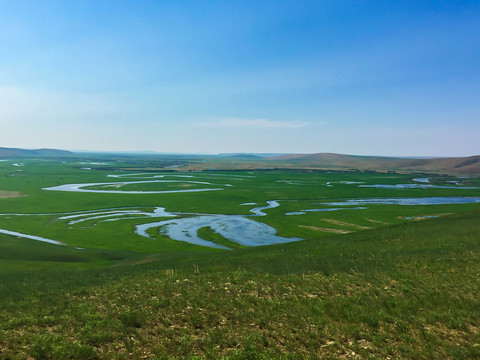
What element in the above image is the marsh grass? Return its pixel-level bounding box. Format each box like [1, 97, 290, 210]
[1, 160, 480, 253]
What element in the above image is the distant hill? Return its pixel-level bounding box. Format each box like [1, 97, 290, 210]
[268, 153, 480, 175]
[0, 147, 73, 158]
[225, 154, 264, 159]
[218, 153, 285, 159]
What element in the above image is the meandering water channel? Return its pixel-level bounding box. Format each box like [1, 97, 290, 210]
[0, 229, 64, 246]
[43, 180, 225, 194]
[2, 173, 480, 249]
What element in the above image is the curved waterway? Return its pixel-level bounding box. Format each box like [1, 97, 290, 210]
[14, 171, 480, 249]
[42, 172, 240, 194]
[0, 201, 298, 249]
[58, 207, 175, 225]
[134, 201, 299, 249]
[3, 195, 480, 249]
[0, 229, 64, 246]
[136, 215, 300, 249]
[359, 184, 480, 189]
[43, 180, 225, 194]
[249, 201, 280, 216]
[286, 207, 367, 215]
[107, 172, 251, 181]
[323, 197, 480, 206]
[67, 201, 298, 249]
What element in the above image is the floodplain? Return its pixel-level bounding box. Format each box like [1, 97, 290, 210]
[1, 156, 479, 359]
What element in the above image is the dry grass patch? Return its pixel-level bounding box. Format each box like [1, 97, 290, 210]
[320, 219, 372, 230]
[365, 218, 388, 225]
[299, 225, 352, 234]
[0, 190, 26, 198]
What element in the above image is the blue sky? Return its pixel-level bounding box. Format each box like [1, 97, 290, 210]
[0, 0, 479, 156]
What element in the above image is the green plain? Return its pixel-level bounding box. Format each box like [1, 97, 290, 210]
[0, 156, 479, 359]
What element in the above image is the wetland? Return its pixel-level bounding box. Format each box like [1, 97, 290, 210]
[1, 156, 480, 359]
[1, 158, 480, 251]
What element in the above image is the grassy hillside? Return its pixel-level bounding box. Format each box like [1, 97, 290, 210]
[0, 147, 73, 157]
[1, 210, 479, 359]
[143, 152, 480, 175]
[267, 153, 480, 175]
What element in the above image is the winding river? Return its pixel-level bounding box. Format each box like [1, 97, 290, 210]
[2, 173, 480, 249]
[43, 180, 225, 194]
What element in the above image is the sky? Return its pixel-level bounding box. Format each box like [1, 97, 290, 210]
[0, 0, 479, 156]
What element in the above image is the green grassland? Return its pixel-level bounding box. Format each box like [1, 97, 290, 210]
[1, 159, 479, 253]
[1, 210, 479, 359]
[0, 157, 479, 358]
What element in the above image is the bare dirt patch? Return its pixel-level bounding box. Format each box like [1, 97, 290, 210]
[0, 190, 26, 199]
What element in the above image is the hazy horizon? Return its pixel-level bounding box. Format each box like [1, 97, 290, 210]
[2, 146, 478, 159]
[1, 1, 479, 156]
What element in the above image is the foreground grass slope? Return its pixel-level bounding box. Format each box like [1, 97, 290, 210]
[1, 210, 479, 359]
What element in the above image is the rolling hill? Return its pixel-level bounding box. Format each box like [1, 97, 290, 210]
[0, 147, 73, 157]
[268, 153, 480, 175]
